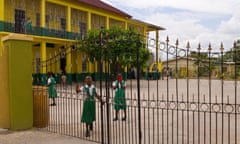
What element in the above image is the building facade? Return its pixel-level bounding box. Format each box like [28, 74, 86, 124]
[0, 0, 165, 84]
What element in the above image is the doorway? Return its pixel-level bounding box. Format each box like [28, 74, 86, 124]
[15, 9, 25, 33]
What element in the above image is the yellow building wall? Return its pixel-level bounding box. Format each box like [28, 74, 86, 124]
[128, 23, 144, 34]
[76, 51, 82, 73]
[109, 18, 125, 29]
[3, 0, 144, 35]
[91, 13, 106, 30]
[0, 42, 10, 128]
[71, 9, 87, 35]
[46, 47, 59, 73]
[2, 0, 149, 75]
[4, 0, 40, 25]
[46, 2, 66, 30]
[71, 51, 77, 73]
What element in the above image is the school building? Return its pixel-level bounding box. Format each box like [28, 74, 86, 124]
[0, 0, 165, 85]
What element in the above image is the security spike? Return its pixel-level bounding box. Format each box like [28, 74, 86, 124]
[208, 43, 212, 51]
[220, 42, 224, 51]
[234, 41, 237, 48]
[166, 36, 169, 42]
[197, 43, 201, 51]
[186, 41, 190, 49]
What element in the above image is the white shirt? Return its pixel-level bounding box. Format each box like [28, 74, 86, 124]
[47, 78, 51, 85]
[79, 84, 97, 100]
[112, 81, 126, 89]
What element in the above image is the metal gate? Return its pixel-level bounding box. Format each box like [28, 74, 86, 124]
[32, 35, 240, 144]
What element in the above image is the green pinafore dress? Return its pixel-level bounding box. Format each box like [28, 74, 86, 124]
[48, 77, 57, 98]
[114, 81, 127, 110]
[81, 86, 96, 123]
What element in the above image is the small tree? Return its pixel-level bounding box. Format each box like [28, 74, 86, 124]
[189, 51, 215, 76]
[76, 27, 150, 76]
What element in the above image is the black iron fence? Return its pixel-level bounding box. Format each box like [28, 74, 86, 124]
[32, 35, 240, 144]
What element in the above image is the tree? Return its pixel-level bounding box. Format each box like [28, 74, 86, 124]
[189, 51, 215, 76]
[76, 27, 150, 75]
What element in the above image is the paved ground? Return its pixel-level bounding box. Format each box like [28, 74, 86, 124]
[2, 79, 240, 144]
[0, 128, 98, 144]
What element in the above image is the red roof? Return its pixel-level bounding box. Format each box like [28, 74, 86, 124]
[76, 0, 132, 18]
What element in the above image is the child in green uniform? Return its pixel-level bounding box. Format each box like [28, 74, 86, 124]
[76, 76, 102, 137]
[47, 72, 57, 106]
[112, 73, 127, 121]
[25, 17, 32, 33]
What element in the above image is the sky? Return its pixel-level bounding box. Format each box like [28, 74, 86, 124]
[102, 0, 240, 52]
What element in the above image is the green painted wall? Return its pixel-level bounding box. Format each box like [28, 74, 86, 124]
[2, 35, 33, 130]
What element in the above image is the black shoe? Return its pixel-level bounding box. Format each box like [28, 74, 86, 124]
[90, 124, 93, 131]
[122, 117, 126, 121]
[85, 131, 90, 137]
[113, 117, 118, 121]
[50, 103, 56, 106]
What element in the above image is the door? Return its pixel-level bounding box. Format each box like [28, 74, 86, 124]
[15, 9, 25, 33]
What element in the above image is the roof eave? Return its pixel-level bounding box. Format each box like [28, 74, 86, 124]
[129, 19, 166, 31]
[76, 0, 132, 18]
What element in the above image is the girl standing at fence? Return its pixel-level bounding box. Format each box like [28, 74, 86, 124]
[76, 76, 103, 137]
[113, 73, 127, 121]
[47, 72, 57, 106]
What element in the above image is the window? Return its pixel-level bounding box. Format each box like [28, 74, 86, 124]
[80, 22, 86, 38]
[15, 9, 25, 33]
[36, 13, 40, 27]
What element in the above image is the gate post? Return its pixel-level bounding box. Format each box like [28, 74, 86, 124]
[0, 34, 33, 130]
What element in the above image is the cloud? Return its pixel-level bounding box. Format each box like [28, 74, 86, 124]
[101, 0, 240, 51]
[103, 0, 240, 15]
[145, 12, 214, 49]
[218, 12, 240, 35]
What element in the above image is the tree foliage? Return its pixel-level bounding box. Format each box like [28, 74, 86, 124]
[76, 27, 150, 73]
[189, 51, 215, 76]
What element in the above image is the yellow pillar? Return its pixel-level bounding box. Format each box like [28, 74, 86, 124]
[143, 26, 147, 43]
[40, 0, 46, 28]
[86, 12, 94, 73]
[32, 47, 37, 74]
[66, 45, 72, 73]
[76, 52, 82, 73]
[0, 0, 4, 21]
[40, 41, 47, 85]
[54, 49, 60, 74]
[40, 0, 46, 37]
[48, 51, 54, 73]
[105, 18, 109, 73]
[66, 45, 72, 83]
[125, 21, 127, 30]
[124, 66, 127, 72]
[106, 16, 109, 29]
[67, 6, 71, 32]
[87, 59, 93, 73]
[88, 12, 91, 30]
[156, 30, 159, 62]
[40, 41, 46, 73]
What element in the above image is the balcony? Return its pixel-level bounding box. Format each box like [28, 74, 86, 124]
[0, 21, 82, 40]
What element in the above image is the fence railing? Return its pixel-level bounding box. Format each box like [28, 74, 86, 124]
[32, 36, 240, 144]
